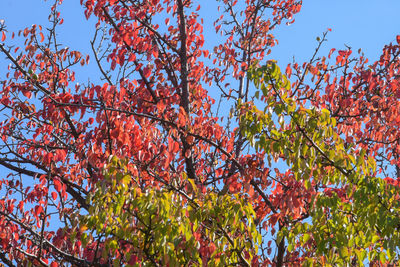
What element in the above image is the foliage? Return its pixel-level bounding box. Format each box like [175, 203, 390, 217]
[78, 156, 260, 266]
[1, 0, 400, 266]
[242, 62, 400, 265]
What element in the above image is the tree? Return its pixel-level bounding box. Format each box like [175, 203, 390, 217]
[0, 0, 400, 266]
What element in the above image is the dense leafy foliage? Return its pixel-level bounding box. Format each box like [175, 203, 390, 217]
[80, 156, 260, 266]
[1, 0, 400, 266]
[242, 62, 400, 265]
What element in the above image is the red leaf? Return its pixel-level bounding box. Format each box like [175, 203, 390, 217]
[43, 153, 54, 164]
[22, 90, 32, 99]
[51, 192, 58, 201]
[328, 48, 335, 59]
[54, 179, 62, 193]
[40, 32, 44, 42]
[1, 31, 5, 42]
[173, 141, 179, 153]
[143, 66, 151, 78]
[35, 205, 43, 216]
[285, 64, 292, 78]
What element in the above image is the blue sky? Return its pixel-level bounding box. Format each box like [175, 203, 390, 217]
[274, 1, 400, 65]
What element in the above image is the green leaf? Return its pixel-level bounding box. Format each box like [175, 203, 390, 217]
[371, 235, 380, 244]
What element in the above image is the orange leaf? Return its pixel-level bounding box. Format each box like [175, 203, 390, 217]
[1, 31, 5, 42]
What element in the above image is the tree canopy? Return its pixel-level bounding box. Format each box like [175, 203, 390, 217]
[1, 0, 400, 266]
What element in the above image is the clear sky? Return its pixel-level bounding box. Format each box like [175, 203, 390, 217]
[274, 1, 400, 65]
